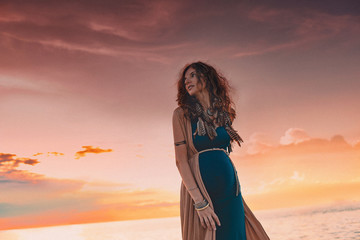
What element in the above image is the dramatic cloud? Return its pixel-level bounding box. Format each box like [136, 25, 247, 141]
[0, 0, 359, 230]
[1, 0, 358, 67]
[0, 0, 187, 64]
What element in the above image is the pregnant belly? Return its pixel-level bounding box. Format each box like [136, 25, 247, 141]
[198, 150, 237, 198]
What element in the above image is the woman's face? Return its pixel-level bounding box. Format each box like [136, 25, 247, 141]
[184, 67, 205, 97]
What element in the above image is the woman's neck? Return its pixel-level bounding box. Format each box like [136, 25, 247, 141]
[195, 90, 211, 110]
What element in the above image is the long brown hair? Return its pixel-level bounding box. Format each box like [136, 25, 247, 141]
[176, 61, 236, 122]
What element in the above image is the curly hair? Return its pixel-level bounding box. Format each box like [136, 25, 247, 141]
[176, 61, 236, 122]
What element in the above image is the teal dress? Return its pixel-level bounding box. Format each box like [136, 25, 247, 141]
[191, 119, 247, 240]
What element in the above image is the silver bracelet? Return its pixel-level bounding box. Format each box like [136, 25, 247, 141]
[194, 199, 208, 209]
[195, 202, 209, 211]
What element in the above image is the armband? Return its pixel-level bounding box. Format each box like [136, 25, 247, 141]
[174, 140, 186, 146]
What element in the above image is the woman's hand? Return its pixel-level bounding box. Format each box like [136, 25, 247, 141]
[196, 206, 221, 231]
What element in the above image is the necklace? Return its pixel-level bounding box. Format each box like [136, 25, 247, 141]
[192, 101, 244, 151]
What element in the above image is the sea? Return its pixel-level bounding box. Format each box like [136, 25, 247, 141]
[1, 201, 359, 240]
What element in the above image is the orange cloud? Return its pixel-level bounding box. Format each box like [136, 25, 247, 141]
[244, 181, 360, 210]
[33, 152, 64, 157]
[0, 199, 179, 230]
[48, 152, 64, 156]
[0, 186, 179, 230]
[233, 131, 360, 210]
[75, 146, 113, 159]
[0, 153, 39, 170]
[0, 151, 177, 230]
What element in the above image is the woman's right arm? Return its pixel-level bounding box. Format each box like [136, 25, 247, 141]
[172, 109, 220, 231]
[172, 110, 204, 203]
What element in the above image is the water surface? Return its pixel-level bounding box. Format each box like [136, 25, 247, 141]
[1, 202, 359, 240]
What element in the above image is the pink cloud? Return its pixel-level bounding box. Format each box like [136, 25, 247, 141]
[231, 7, 360, 58]
[246, 132, 274, 155]
[280, 128, 310, 145]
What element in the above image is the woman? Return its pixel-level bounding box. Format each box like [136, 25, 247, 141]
[172, 61, 270, 240]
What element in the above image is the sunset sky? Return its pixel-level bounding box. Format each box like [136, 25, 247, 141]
[1, 0, 360, 230]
